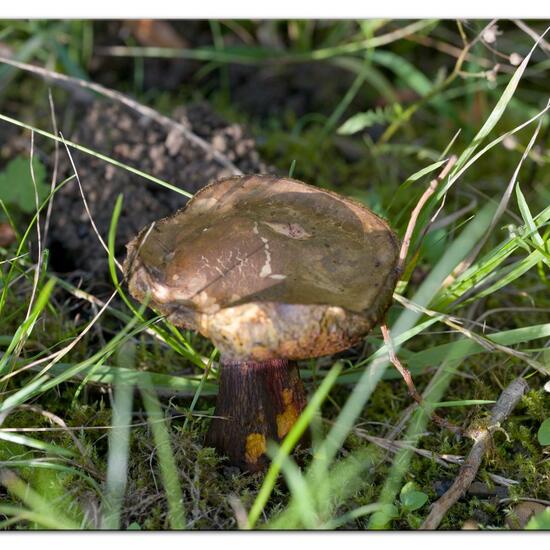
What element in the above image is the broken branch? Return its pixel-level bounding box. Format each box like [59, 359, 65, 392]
[420, 377, 528, 530]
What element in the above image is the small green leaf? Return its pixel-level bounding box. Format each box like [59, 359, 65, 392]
[0, 156, 48, 213]
[337, 104, 401, 135]
[400, 481, 429, 511]
[537, 418, 550, 446]
[525, 508, 550, 530]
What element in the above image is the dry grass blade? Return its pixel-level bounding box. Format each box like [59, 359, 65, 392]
[353, 429, 518, 487]
[24, 131, 42, 319]
[42, 88, 60, 248]
[513, 20, 550, 53]
[393, 293, 547, 374]
[0, 291, 117, 384]
[443, 105, 548, 285]
[0, 54, 242, 176]
[398, 155, 457, 274]
[59, 133, 123, 273]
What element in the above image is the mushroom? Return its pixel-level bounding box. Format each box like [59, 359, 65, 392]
[124, 175, 400, 472]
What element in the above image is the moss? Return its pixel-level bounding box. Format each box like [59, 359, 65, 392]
[4, 276, 549, 530]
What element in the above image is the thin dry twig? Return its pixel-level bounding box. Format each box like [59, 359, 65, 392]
[420, 377, 528, 530]
[352, 428, 518, 487]
[0, 55, 242, 176]
[404, 33, 515, 74]
[397, 155, 457, 274]
[513, 20, 550, 54]
[380, 322, 462, 435]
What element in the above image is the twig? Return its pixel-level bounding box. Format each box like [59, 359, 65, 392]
[380, 322, 463, 435]
[0, 54, 242, 176]
[404, 33, 515, 74]
[352, 428, 518, 487]
[420, 377, 528, 530]
[397, 155, 457, 274]
[513, 20, 550, 54]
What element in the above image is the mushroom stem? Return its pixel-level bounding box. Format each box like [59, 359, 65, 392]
[206, 358, 307, 472]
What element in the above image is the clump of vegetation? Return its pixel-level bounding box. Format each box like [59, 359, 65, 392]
[1, 19, 549, 531]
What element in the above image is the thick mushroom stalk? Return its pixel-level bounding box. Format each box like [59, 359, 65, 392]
[207, 358, 306, 472]
[124, 175, 399, 472]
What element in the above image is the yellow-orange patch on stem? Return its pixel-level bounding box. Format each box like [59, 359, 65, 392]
[245, 433, 267, 464]
[276, 388, 300, 439]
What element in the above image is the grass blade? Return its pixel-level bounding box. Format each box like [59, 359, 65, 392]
[100, 342, 135, 530]
[139, 376, 186, 530]
[247, 361, 343, 528]
[0, 112, 191, 198]
[0, 278, 56, 378]
[0, 469, 79, 529]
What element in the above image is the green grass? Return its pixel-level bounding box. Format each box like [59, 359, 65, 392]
[0, 19, 549, 530]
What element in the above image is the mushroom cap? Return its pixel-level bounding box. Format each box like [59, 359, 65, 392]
[125, 175, 400, 361]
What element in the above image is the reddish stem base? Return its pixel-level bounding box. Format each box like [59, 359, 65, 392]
[205, 358, 307, 472]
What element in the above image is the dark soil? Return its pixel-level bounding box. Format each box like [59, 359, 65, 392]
[6, 21, 377, 287]
[47, 100, 267, 281]
[227, 62, 358, 120]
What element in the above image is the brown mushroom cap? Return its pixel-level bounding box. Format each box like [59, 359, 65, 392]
[125, 175, 400, 361]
